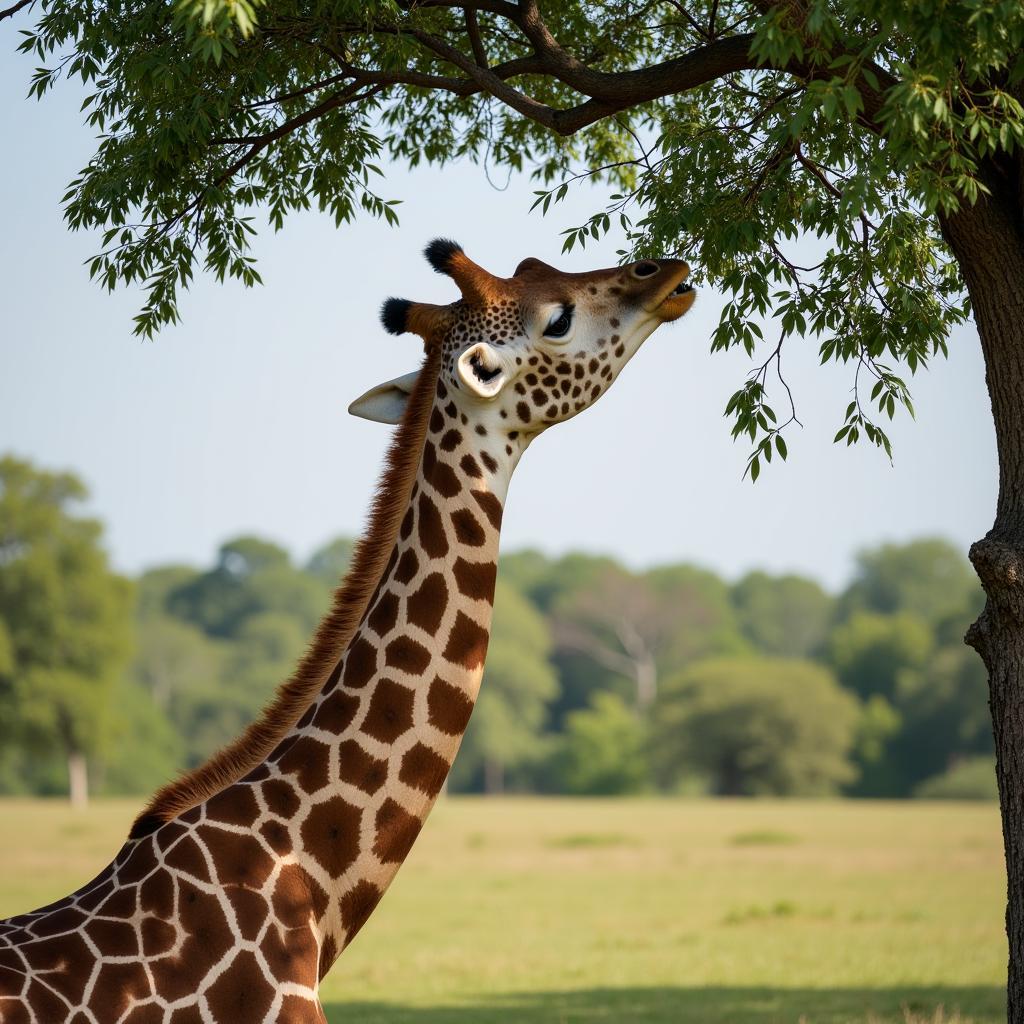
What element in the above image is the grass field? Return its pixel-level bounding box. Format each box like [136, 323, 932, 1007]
[0, 798, 1007, 1023]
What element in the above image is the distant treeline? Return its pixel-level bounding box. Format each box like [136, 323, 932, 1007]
[0, 455, 994, 802]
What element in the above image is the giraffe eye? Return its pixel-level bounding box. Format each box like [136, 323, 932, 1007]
[544, 306, 574, 339]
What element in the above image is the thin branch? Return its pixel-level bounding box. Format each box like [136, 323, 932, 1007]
[772, 338, 803, 428]
[795, 144, 879, 231]
[406, 24, 560, 128]
[0, 0, 32, 23]
[615, 115, 655, 171]
[659, 0, 712, 42]
[465, 7, 488, 68]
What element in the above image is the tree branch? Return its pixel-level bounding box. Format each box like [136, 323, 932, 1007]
[406, 24, 560, 128]
[465, 7, 489, 68]
[0, 0, 32, 23]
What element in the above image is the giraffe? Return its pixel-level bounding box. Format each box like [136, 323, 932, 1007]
[0, 239, 696, 1024]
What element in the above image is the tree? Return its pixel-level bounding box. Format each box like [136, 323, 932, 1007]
[551, 566, 667, 714]
[7, 0, 1024, 1009]
[449, 580, 557, 794]
[825, 611, 933, 704]
[554, 692, 650, 795]
[887, 643, 994, 795]
[503, 551, 641, 725]
[167, 535, 328, 637]
[96, 676, 185, 796]
[502, 550, 622, 615]
[840, 539, 983, 626]
[654, 656, 860, 796]
[550, 561, 744, 716]
[135, 565, 200, 620]
[305, 536, 356, 588]
[0, 455, 133, 805]
[131, 614, 223, 712]
[731, 570, 835, 657]
[915, 756, 999, 801]
[823, 610, 932, 793]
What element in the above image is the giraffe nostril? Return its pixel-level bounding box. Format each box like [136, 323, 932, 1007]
[633, 261, 659, 278]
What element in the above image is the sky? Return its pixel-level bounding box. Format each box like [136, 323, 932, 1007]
[0, 45, 998, 591]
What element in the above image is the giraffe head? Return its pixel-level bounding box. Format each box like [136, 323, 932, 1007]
[349, 238, 695, 433]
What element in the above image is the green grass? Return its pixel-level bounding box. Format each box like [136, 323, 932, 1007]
[0, 798, 1007, 1023]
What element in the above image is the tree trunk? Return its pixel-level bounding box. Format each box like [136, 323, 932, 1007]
[483, 756, 505, 795]
[942, 182, 1024, 1023]
[68, 750, 88, 810]
[635, 655, 657, 713]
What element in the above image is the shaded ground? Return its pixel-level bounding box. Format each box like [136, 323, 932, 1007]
[326, 986, 1005, 1024]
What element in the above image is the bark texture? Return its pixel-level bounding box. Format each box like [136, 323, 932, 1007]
[942, 181, 1024, 1022]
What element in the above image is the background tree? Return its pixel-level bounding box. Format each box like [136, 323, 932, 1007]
[132, 549, 316, 768]
[654, 656, 860, 795]
[825, 611, 933, 704]
[6, 0, 1024, 1003]
[884, 642, 994, 796]
[304, 536, 355, 589]
[916, 754, 999, 801]
[502, 551, 631, 725]
[550, 565, 674, 714]
[96, 676, 184, 797]
[554, 692, 650, 795]
[0, 456, 133, 805]
[0, 453, 995, 807]
[731, 570, 834, 657]
[840, 538, 983, 625]
[549, 561, 744, 718]
[167, 535, 329, 637]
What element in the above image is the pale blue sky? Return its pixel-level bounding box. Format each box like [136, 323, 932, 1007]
[0, 47, 997, 589]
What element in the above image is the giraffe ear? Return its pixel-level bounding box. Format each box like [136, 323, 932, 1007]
[348, 370, 420, 424]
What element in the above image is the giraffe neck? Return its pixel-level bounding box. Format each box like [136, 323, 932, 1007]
[251, 390, 520, 969]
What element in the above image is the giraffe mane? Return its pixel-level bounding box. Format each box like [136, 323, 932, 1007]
[130, 343, 444, 838]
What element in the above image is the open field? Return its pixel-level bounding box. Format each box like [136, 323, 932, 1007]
[0, 798, 1006, 1023]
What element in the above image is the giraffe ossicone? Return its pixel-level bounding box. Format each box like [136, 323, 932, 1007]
[0, 240, 696, 1023]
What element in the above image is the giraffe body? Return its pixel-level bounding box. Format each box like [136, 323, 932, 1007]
[0, 242, 695, 1023]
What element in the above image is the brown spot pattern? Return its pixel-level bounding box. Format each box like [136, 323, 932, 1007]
[443, 611, 490, 669]
[361, 679, 414, 743]
[407, 573, 448, 634]
[300, 797, 361, 877]
[342, 636, 378, 689]
[399, 743, 450, 797]
[384, 636, 432, 675]
[373, 799, 422, 864]
[427, 677, 475, 735]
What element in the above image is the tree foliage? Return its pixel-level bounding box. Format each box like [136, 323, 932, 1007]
[8, 0, 1023, 473]
[555, 692, 649, 795]
[840, 537, 984, 625]
[731, 570, 834, 657]
[167, 535, 328, 637]
[0, 454, 992, 801]
[654, 656, 860, 795]
[825, 610, 933, 703]
[0, 455, 133, 799]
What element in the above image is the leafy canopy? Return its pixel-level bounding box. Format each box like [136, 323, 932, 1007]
[0, 455, 133, 764]
[10, 0, 1024, 472]
[654, 655, 860, 795]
